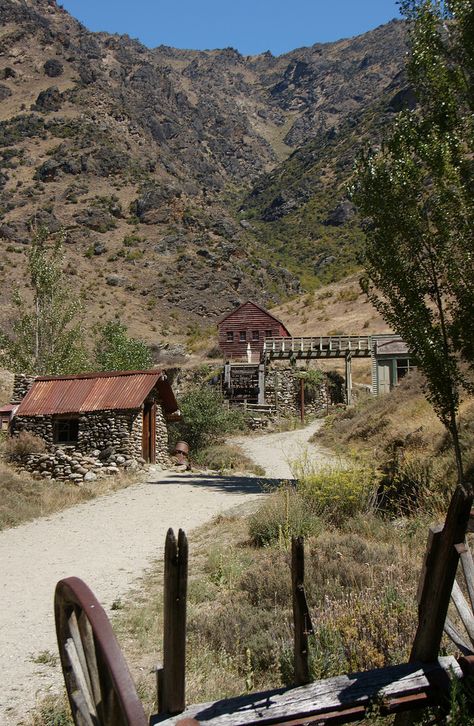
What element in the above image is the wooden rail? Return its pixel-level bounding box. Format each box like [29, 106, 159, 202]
[263, 336, 372, 359]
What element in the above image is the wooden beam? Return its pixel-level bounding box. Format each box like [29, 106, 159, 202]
[152, 657, 462, 726]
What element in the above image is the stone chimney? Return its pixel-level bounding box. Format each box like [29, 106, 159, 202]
[11, 373, 36, 404]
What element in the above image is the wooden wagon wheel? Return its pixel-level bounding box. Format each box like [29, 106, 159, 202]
[55, 576, 148, 726]
[444, 541, 474, 657]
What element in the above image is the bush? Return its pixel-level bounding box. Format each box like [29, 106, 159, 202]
[171, 387, 246, 452]
[193, 443, 264, 475]
[248, 486, 320, 547]
[297, 465, 378, 523]
[3, 431, 46, 462]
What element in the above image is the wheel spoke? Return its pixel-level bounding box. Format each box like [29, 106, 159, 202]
[70, 688, 97, 726]
[65, 637, 98, 721]
[444, 616, 474, 655]
[69, 609, 95, 699]
[78, 608, 102, 713]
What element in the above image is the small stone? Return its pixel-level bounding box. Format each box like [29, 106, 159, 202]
[84, 471, 97, 481]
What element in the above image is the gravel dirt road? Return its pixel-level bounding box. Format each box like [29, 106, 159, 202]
[0, 421, 331, 724]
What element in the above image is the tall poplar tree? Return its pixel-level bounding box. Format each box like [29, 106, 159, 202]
[0, 230, 89, 375]
[353, 0, 474, 487]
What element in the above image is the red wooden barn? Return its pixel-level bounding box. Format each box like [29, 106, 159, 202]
[218, 301, 291, 360]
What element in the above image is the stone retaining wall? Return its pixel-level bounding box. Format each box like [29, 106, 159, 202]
[265, 366, 328, 416]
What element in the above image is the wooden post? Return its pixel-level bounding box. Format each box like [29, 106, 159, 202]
[292, 537, 313, 686]
[300, 378, 305, 424]
[159, 528, 188, 715]
[394, 484, 473, 725]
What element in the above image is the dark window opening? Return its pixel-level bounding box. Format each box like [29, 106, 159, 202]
[226, 331, 234, 342]
[53, 418, 79, 444]
[396, 358, 410, 381]
[252, 330, 260, 341]
[265, 330, 273, 338]
[239, 331, 246, 342]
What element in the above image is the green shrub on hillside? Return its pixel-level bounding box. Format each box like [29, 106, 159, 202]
[249, 486, 320, 547]
[297, 466, 378, 523]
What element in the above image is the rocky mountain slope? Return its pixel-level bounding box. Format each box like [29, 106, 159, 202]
[0, 0, 408, 345]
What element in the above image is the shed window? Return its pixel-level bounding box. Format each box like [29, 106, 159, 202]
[226, 331, 234, 342]
[252, 330, 260, 341]
[265, 330, 273, 337]
[239, 331, 247, 342]
[53, 418, 79, 444]
[396, 359, 410, 381]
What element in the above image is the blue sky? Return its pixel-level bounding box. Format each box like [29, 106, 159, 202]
[60, 0, 402, 56]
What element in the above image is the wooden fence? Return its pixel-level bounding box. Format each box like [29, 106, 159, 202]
[154, 486, 474, 726]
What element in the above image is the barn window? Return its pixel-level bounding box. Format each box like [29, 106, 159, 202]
[239, 331, 246, 342]
[53, 418, 79, 444]
[265, 329, 273, 337]
[227, 331, 234, 342]
[252, 330, 260, 341]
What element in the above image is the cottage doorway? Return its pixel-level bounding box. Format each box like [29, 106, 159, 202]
[378, 361, 392, 394]
[142, 400, 156, 463]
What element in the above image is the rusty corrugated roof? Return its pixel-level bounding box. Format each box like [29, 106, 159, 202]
[16, 370, 179, 416]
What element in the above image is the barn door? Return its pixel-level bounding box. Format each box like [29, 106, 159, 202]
[142, 400, 156, 463]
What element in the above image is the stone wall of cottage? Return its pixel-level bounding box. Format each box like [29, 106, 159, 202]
[12, 403, 172, 482]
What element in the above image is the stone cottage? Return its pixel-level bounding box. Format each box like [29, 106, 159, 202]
[11, 369, 180, 481]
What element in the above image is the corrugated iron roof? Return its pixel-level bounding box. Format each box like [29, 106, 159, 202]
[16, 369, 179, 417]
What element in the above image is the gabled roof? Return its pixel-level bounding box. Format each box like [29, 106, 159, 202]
[217, 300, 291, 336]
[16, 369, 179, 417]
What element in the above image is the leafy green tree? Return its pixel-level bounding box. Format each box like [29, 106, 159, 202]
[94, 319, 152, 372]
[171, 387, 245, 451]
[352, 0, 474, 486]
[0, 230, 89, 375]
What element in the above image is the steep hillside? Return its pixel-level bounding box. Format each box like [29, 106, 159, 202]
[0, 0, 407, 345]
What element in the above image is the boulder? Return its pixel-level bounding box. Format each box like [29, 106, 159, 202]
[34, 86, 62, 112]
[44, 59, 64, 78]
[0, 84, 12, 101]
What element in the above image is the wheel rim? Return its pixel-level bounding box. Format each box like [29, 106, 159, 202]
[55, 576, 148, 726]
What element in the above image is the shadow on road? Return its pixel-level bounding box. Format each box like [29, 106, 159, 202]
[145, 472, 290, 494]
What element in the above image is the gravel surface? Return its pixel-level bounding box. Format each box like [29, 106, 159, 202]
[0, 421, 332, 724]
[230, 419, 334, 479]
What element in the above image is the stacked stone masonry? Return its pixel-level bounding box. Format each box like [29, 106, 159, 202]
[13, 403, 172, 482]
[265, 367, 328, 416]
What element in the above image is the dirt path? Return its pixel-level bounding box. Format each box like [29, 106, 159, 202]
[0, 421, 333, 724]
[0, 469, 264, 724]
[230, 419, 334, 479]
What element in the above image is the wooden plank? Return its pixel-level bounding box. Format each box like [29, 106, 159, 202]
[160, 528, 189, 715]
[152, 657, 461, 726]
[456, 542, 474, 610]
[444, 617, 473, 655]
[451, 580, 474, 645]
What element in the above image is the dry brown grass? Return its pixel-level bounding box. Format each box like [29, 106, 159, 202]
[109, 500, 431, 721]
[0, 460, 141, 530]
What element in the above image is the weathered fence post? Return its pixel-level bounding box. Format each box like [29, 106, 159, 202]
[158, 528, 188, 715]
[394, 484, 473, 726]
[292, 536, 313, 685]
